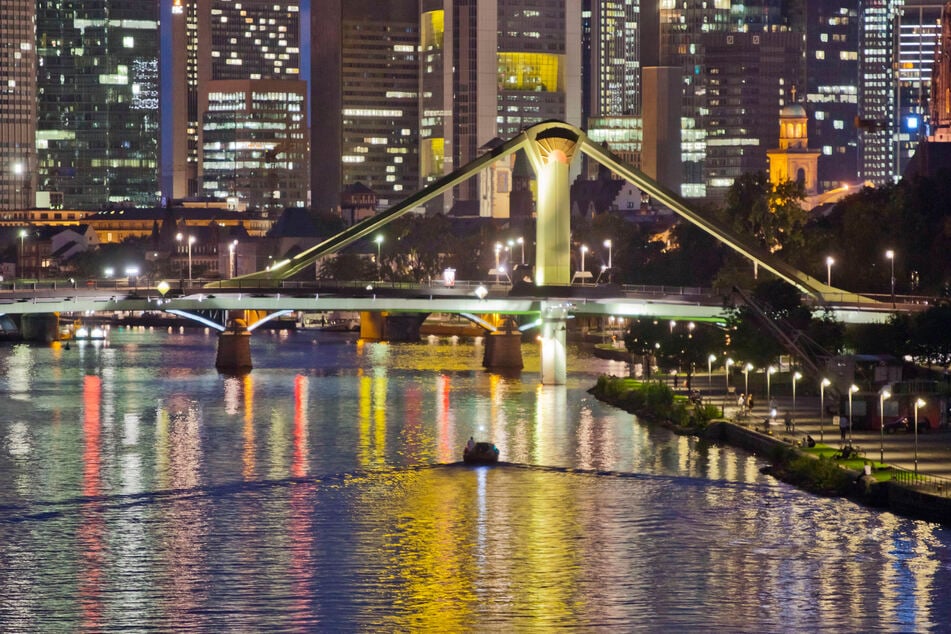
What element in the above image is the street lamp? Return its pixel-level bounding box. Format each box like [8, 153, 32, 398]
[886, 249, 895, 305]
[792, 371, 802, 422]
[708, 354, 716, 387]
[228, 240, 238, 278]
[375, 235, 384, 281]
[743, 363, 753, 396]
[18, 229, 27, 278]
[767, 365, 777, 404]
[494, 241, 501, 283]
[517, 236, 524, 264]
[879, 388, 891, 464]
[826, 256, 834, 287]
[603, 239, 613, 281]
[820, 377, 831, 443]
[580, 245, 589, 283]
[847, 384, 859, 444]
[914, 397, 926, 474]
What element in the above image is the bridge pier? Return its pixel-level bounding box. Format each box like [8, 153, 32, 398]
[482, 318, 523, 371]
[216, 317, 252, 373]
[540, 304, 568, 385]
[20, 313, 59, 343]
[359, 311, 426, 342]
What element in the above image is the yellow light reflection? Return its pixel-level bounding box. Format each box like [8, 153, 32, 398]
[242, 373, 256, 480]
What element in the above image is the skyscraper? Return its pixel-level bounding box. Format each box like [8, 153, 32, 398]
[420, 0, 582, 211]
[805, 0, 859, 191]
[160, 0, 306, 211]
[36, 1, 160, 209]
[704, 31, 805, 201]
[895, 1, 944, 174]
[0, 0, 36, 210]
[857, 0, 901, 184]
[310, 0, 419, 214]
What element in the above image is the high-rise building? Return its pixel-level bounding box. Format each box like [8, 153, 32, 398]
[160, 0, 306, 210]
[805, 0, 859, 190]
[36, 1, 160, 209]
[420, 0, 582, 211]
[895, 1, 944, 174]
[857, 0, 902, 184]
[704, 31, 805, 200]
[310, 0, 419, 214]
[659, 0, 731, 198]
[201, 80, 308, 211]
[0, 0, 36, 210]
[583, 0, 640, 122]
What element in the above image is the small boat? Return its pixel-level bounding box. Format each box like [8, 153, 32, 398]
[463, 441, 500, 464]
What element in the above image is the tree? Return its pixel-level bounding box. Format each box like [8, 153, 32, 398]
[719, 172, 808, 256]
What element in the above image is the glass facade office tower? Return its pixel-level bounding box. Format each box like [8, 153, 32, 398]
[704, 31, 805, 201]
[201, 80, 307, 211]
[0, 0, 36, 210]
[805, 0, 859, 191]
[161, 0, 305, 210]
[420, 0, 582, 210]
[583, 0, 640, 121]
[858, 0, 901, 184]
[311, 0, 419, 214]
[37, 1, 160, 209]
[895, 1, 944, 175]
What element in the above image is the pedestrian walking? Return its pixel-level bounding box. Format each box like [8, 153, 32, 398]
[747, 393, 755, 411]
[838, 415, 848, 441]
[784, 411, 793, 432]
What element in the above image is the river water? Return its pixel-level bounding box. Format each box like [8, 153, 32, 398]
[1, 327, 951, 631]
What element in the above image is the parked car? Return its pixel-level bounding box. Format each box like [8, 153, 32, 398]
[883, 415, 930, 434]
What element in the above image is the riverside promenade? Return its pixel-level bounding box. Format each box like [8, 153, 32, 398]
[698, 386, 951, 479]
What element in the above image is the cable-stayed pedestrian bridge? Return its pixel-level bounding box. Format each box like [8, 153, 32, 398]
[2, 121, 903, 383]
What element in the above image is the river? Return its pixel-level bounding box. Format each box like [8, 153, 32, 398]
[1, 327, 950, 631]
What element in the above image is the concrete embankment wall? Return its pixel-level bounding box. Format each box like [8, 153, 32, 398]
[703, 420, 786, 456]
[705, 420, 951, 524]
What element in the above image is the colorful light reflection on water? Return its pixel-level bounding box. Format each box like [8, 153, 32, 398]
[0, 329, 950, 630]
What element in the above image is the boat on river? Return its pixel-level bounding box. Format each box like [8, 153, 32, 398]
[463, 441, 500, 464]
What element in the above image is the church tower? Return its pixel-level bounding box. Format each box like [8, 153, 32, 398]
[766, 94, 821, 195]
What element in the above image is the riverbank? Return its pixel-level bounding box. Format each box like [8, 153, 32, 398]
[589, 375, 951, 525]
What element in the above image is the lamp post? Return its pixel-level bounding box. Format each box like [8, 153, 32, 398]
[18, 229, 26, 278]
[517, 236, 524, 264]
[580, 245, 588, 283]
[188, 235, 195, 284]
[708, 354, 716, 388]
[879, 389, 891, 464]
[826, 256, 834, 286]
[767, 365, 777, 404]
[914, 397, 926, 474]
[886, 249, 895, 306]
[228, 240, 238, 278]
[847, 384, 859, 444]
[792, 371, 802, 422]
[375, 235, 384, 281]
[603, 239, 613, 282]
[820, 378, 831, 443]
[743, 363, 753, 396]
[494, 241, 501, 283]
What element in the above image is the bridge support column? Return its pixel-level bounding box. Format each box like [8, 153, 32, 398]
[360, 311, 425, 342]
[482, 318, 523, 371]
[216, 317, 252, 373]
[360, 311, 384, 340]
[21, 313, 59, 343]
[540, 304, 568, 385]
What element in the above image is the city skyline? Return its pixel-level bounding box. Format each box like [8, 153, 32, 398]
[1, 0, 948, 213]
